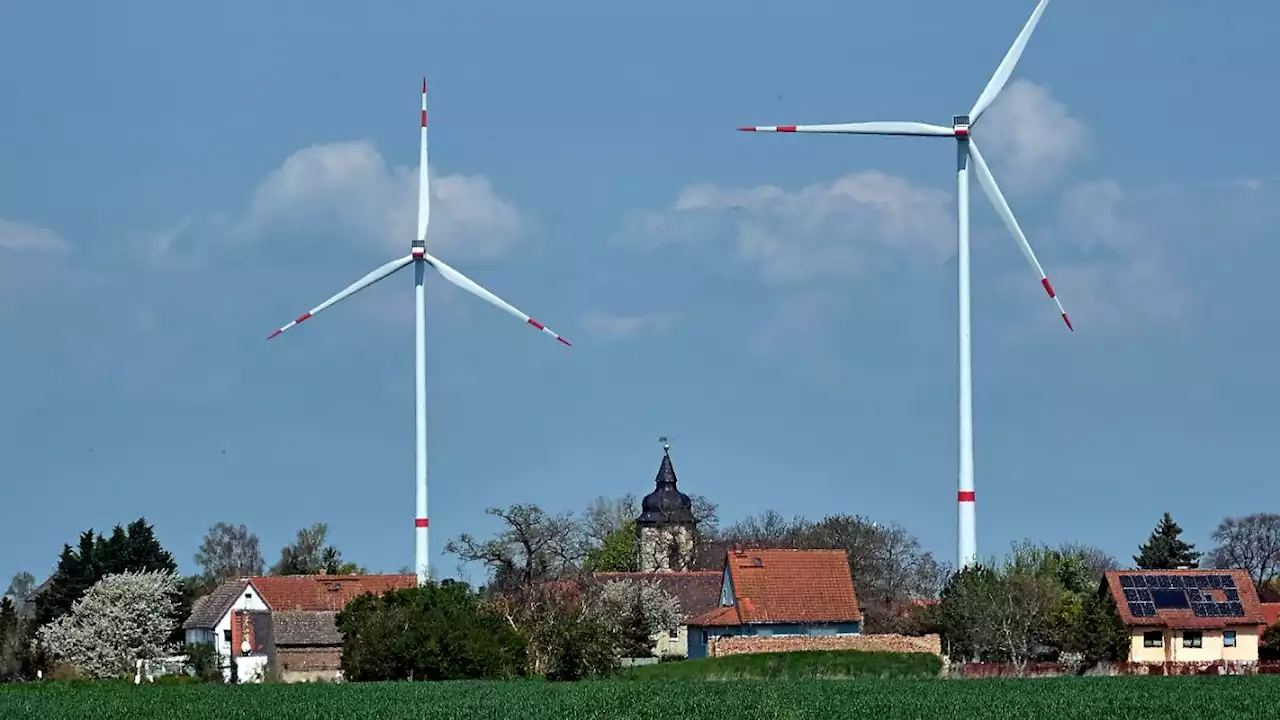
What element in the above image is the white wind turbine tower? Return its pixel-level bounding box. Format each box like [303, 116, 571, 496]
[738, 0, 1071, 569]
[266, 79, 571, 585]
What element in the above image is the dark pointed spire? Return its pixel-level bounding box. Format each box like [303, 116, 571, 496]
[638, 437, 694, 525]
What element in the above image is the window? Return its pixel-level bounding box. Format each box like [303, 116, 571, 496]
[1143, 631, 1163, 648]
[223, 629, 233, 642]
[1224, 631, 1237, 647]
[1182, 631, 1203, 648]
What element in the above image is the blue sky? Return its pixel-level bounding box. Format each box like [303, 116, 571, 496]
[2, 0, 1277, 586]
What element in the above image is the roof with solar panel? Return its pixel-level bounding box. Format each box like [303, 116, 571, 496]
[1104, 569, 1268, 629]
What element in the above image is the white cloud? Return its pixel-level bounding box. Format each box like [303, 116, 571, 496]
[976, 79, 1089, 189]
[239, 140, 521, 260]
[581, 311, 679, 340]
[0, 219, 68, 254]
[624, 171, 954, 286]
[1033, 179, 1187, 329]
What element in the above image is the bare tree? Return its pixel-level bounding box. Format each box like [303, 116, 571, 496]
[3, 572, 36, 620]
[1057, 542, 1119, 580]
[194, 523, 266, 584]
[446, 504, 587, 592]
[581, 495, 638, 548]
[720, 510, 812, 548]
[1209, 513, 1280, 586]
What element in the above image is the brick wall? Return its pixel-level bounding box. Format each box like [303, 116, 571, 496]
[276, 647, 342, 672]
[707, 633, 943, 658]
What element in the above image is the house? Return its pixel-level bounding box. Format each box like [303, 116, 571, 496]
[1102, 568, 1268, 664]
[593, 571, 721, 658]
[686, 548, 863, 659]
[183, 572, 416, 682]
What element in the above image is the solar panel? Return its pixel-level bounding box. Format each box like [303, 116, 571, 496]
[1120, 575, 1135, 588]
[1225, 589, 1240, 601]
[1130, 575, 1147, 588]
[1131, 602, 1156, 617]
[1224, 601, 1245, 617]
[1136, 588, 1152, 601]
[1123, 589, 1138, 601]
[1208, 575, 1222, 588]
[1222, 575, 1237, 588]
[1169, 575, 1185, 588]
[1151, 588, 1190, 609]
[1187, 590, 1203, 602]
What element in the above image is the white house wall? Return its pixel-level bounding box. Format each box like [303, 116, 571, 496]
[208, 586, 270, 682]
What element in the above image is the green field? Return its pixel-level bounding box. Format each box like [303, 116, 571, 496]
[3, 676, 1278, 720]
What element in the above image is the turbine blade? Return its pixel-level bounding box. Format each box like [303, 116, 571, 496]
[417, 77, 430, 241]
[967, 140, 1072, 331]
[969, 0, 1052, 123]
[266, 256, 414, 339]
[422, 252, 571, 346]
[738, 121, 953, 137]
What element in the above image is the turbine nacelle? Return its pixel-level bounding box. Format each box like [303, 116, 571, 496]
[952, 115, 971, 139]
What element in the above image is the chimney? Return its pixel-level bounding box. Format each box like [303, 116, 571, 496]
[318, 568, 327, 576]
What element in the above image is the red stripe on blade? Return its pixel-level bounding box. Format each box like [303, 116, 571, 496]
[1062, 313, 1074, 331]
[737, 127, 757, 132]
[295, 312, 312, 324]
[415, 518, 428, 528]
[527, 318, 546, 331]
[1041, 278, 1056, 298]
[958, 491, 976, 502]
[421, 110, 427, 127]
[777, 126, 797, 132]
[267, 329, 282, 340]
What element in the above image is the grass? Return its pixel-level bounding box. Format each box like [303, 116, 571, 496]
[3, 675, 1280, 720]
[614, 650, 943, 680]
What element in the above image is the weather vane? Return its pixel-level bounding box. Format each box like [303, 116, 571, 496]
[659, 436, 671, 453]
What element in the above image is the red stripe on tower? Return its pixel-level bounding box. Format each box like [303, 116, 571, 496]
[958, 491, 976, 502]
[415, 518, 428, 528]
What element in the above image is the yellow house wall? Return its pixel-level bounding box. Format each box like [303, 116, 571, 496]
[1127, 626, 1259, 663]
[651, 625, 689, 658]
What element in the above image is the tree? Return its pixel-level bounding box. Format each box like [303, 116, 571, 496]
[1076, 585, 1130, 667]
[335, 581, 526, 682]
[1208, 513, 1280, 586]
[485, 581, 617, 680]
[581, 495, 638, 548]
[272, 523, 361, 575]
[0, 596, 21, 681]
[38, 571, 181, 679]
[1261, 622, 1280, 661]
[590, 579, 683, 658]
[445, 505, 586, 592]
[583, 520, 639, 573]
[195, 522, 266, 583]
[3, 572, 36, 620]
[1134, 512, 1201, 569]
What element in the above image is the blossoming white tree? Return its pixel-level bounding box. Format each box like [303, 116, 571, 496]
[594, 579, 683, 638]
[38, 570, 180, 679]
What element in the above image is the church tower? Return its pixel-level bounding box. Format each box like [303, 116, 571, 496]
[636, 438, 696, 572]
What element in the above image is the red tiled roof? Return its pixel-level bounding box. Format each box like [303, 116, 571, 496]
[1103, 569, 1267, 630]
[1259, 603, 1280, 642]
[689, 548, 862, 627]
[248, 574, 416, 612]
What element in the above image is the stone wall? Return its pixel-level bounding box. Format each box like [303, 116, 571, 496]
[707, 633, 943, 658]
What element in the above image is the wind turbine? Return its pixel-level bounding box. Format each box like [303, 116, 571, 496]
[737, 0, 1070, 569]
[266, 79, 571, 585]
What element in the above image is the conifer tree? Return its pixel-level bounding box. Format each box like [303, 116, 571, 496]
[1134, 512, 1201, 569]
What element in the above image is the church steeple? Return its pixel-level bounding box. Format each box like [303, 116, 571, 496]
[638, 438, 695, 525]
